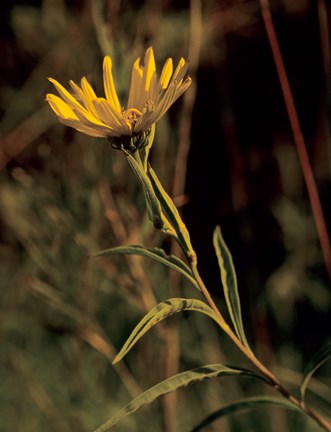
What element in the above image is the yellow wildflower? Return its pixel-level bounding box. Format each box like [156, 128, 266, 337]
[46, 47, 191, 150]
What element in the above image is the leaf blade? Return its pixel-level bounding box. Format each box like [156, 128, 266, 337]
[141, 123, 155, 172]
[125, 151, 163, 229]
[93, 364, 263, 432]
[213, 226, 250, 349]
[191, 396, 300, 432]
[113, 298, 222, 364]
[148, 165, 196, 262]
[93, 244, 199, 290]
[300, 342, 331, 402]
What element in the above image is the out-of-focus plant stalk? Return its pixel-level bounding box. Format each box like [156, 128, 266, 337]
[163, 1, 202, 428]
[317, 0, 330, 79]
[173, 0, 202, 198]
[259, 0, 331, 282]
[316, 0, 331, 178]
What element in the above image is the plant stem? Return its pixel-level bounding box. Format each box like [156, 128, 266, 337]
[259, 0, 331, 282]
[189, 262, 331, 432]
[190, 263, 281, 385]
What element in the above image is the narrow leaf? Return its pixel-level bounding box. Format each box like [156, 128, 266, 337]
[125, 151, 163, 229]
[191, 396, 300, 432]
[300, 342, 331, 402]
[213, 226, 250, 349]
[141, 123, 155, 172]
[93, 245, 199, 290]
[148, 165, 196, 262]
[93, 364, 262, 432]
[113, 298, 222, 364]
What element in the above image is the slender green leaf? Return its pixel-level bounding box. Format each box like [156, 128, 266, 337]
[300, 342, 331, 402]
[93, 364, 263, 432]
[93, 245, 199, 290]
[141, 123, 155, 172]
[113, 298, 221, 364]
[148, 165, 196, 262]
[213, 226, 250, 349]
[124, 151, 163, 229]
[191, 396, 300, 432]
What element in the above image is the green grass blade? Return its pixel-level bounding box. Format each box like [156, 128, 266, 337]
[300, 342, 331, 402]
[191, 396, 300, 431]
[213, 226, 250, 349]
[93, 364, 262, 432]
[112, 298, 223, 364]
[93, 244, 199, 290]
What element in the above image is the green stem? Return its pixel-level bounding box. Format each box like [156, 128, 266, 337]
[133, 149, 143, 166]
[190, 262, 331, 432]
[189, 263, 280, 385]
[142, 160, 331, 430]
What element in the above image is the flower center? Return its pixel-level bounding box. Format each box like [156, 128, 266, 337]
[123, 108, 142, 129]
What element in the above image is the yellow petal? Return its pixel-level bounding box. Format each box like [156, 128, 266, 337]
[49, 77, 110, 126]
[69, 80, 85, 101]
[127, 58, 143, 109]
[167, 59, 190, 90]
[142, 47, 156, 92]
[173, 58, 186, 80]
[157, 76, 192, 121]
[103, 56, 121, 113]
[81, 77, 97, 100]
[146, 72, 157, 104]
[58, 118, 109, 137]
[80, 77, 100, 118]
[46, 94, 78, 120]
[159, 58, 173, 89]
[93, 98, 131, 135]
[68, 79, 99, 119]
[152, 84, 177, 122]
[48, 77, 85, 111]
[133, 57, 143, 78]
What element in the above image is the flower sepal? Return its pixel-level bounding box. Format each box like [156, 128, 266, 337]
[107, 128, 153, 153]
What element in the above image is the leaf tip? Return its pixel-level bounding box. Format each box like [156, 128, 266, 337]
[112, 356, 120, 365]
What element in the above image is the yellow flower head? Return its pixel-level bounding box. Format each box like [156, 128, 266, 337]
[46, 47, 191, 150]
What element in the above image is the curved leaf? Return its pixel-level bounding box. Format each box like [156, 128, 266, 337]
[300, 342, 331, 402]
[213, 226, 250, 349]
[191, 396, 300, 431]
[92, 245, 199, 290]
[113, 298, 221, 364]
[93, 364, 262, 432]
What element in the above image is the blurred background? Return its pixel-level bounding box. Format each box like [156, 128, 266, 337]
[0, 0, 330, 431]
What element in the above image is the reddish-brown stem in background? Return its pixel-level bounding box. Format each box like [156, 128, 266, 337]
[259, 0, 331, 282]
